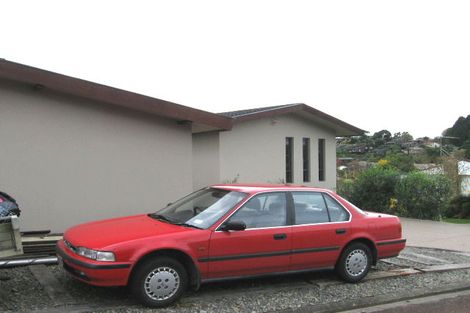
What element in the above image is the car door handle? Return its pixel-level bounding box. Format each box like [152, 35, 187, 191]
[336, 228, 347, 235]
[273, 233, 287, 240]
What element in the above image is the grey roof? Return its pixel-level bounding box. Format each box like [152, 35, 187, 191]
[219, 103, 365, 136]
[219, 104, 300, 118]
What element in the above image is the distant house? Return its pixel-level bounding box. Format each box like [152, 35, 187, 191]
[458, 161, 470, 196]
[0, 60, 363, 231]
[373, 146, 390, 156]
[415, 163, 444, 175]
[405, 146, 425, 155]
[337, 157, 354, 166]
[426, 142, 441, 148]
[337, 144, 373, 154]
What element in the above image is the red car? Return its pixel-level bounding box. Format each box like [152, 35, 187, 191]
[56, 184, 406, 307]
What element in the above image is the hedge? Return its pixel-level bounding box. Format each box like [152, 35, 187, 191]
[338, 166, 451, 220]
[339, 166, 400, 213]
[395, 172, 451, 220]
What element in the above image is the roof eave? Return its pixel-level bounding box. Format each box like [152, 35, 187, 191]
[228, 103, 365, 136]
[0, 59, 232, 131]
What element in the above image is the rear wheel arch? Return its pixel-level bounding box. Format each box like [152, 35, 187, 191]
[130, 249, 200, 290]
[340, 238, 377, 265]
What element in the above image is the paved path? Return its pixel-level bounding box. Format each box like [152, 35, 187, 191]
[401, 218, 470, 252]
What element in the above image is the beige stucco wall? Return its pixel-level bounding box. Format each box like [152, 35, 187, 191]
[218, 114, 337, 189]
[0, 80, 193, 232]
[192, 132, 220, 190]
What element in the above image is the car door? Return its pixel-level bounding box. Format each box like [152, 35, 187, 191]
[206, 192, 292, 279]
[289, 191, 351, 270]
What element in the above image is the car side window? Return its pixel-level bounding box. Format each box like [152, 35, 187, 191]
[293, 192, 330, 225]
[324, 193, 350, 222]
[228, 193, 287, 229]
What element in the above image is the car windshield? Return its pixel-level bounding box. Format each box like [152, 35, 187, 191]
[150, 188, 247, 229]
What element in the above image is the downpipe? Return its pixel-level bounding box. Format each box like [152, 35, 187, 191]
[0, 256, 58, 268]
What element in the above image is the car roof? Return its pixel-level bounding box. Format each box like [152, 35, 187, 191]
[210, 183, 332, 194]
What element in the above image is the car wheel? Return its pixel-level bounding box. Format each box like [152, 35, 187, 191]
[336, 242, 371, 283]
[130, 256, 188, 307]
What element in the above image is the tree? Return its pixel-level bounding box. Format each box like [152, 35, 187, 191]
[402, 132, 413, 142]
[372, 130, 392, 147]
[463, 139, 470, 159]
[392, 131, 413, 144]
[444, 115, 470, 146]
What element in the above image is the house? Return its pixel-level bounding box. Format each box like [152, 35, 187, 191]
[404, 146, 425, 155]
[0, 60, 231, 232]
[193, 104, 363, 190]
[458, 161, 470, 196]
[0, 60, 363, 232]
[415, 163, 444, 175]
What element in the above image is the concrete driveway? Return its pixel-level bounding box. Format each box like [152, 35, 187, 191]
[401, 218, 470, 252]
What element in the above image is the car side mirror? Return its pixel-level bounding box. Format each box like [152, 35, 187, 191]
[221, 220, 246, 231]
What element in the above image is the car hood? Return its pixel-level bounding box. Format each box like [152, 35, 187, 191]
[64, 214, 188, 249]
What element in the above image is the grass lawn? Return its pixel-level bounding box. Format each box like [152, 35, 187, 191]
[443, 217, 470, 224]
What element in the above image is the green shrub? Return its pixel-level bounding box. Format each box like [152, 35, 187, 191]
[445, 196, 470, 218]
[336, 178, 354, 200]
[395, 172, 451, 220]
[343, 166, 400, 213]
[463, 202, 470, 214]
[339, 166, 452, 219]
[385, 153, 415, 172]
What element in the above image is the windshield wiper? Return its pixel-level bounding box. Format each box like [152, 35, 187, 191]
[148, 213, 176, 224]
[175, 222, 203, 230]
[148, 214, 202, 229]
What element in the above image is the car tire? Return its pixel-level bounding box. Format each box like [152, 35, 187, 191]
[336, 242, 372, 283]
[130, 256, 188, 307]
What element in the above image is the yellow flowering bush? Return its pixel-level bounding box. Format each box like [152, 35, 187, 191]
[378, 159, 390, 167]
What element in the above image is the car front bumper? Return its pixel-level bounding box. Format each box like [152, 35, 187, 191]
[56, 240, 132, 286]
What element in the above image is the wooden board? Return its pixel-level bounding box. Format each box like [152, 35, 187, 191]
[0, 216, 23, 258]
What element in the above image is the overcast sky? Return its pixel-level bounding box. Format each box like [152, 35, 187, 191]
[2, 1, 469, 138]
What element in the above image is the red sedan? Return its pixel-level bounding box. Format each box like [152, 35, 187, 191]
[56, 184, 406, 307]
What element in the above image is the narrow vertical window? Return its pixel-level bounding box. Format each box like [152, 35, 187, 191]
[303, 138, 310, 182]
[318, 138, 325, 181]
[286, 137, 294, 183]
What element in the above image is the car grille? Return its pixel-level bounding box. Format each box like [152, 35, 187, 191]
[64, 239, 78, 254]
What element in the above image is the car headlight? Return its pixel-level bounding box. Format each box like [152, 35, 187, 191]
[76, 247, 115, 262]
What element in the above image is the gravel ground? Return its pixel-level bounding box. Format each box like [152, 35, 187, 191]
[96, 269, 470, 313]
[405, 247, 470, 264]
[0, 266, 53, 311]
[0, 247, 469, 313]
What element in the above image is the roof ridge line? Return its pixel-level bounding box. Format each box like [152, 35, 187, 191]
[219, 103, 303, 118]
